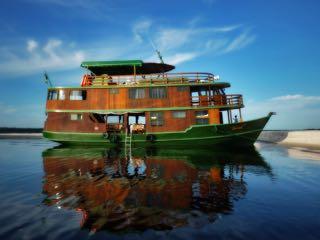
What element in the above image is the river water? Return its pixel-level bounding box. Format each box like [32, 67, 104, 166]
[0, 138, 319, 240]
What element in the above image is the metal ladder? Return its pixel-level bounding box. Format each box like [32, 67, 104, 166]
[124, 130, 132, 158]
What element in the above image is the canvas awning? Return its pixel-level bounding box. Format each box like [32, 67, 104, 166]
[81, 60, 175, 75]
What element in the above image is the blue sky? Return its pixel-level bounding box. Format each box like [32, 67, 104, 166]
[0, 0, 319, 129]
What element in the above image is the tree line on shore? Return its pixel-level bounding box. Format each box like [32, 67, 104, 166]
[0, 128, 43, 133]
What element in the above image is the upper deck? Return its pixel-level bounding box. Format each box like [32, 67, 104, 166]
[80, 72, 225, 88]
[46, 60, 243, 113]
[78, 59, 226, 88]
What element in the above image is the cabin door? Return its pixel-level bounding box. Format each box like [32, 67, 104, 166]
[127, 113, 146, 134]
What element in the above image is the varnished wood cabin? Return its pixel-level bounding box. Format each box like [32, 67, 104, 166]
[43, 60, 273, 146]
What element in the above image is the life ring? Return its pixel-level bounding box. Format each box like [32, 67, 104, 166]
[81, 74, 92, 86]
[103, 132, 109, 139]
[81, 75, 87, 86]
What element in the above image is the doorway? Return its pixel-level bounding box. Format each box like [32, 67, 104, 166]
[127, 113, 146, 134]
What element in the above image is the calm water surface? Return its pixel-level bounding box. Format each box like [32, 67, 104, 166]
[0, 138, 319, 240]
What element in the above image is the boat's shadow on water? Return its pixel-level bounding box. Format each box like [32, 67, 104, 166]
[41, 145, 273, 233]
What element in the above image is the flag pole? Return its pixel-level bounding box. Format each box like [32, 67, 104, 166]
[44, 71, 53, 87]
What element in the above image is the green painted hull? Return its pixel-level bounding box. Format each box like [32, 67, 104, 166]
[43, 113, 273, 147]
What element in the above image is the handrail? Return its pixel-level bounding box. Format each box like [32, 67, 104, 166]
[81, 72, 217, 86]
[191, 94, 243, 107]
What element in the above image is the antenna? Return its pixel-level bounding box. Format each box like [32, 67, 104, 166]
[43, 71, 53, 87]
[148, 36, 164, 64]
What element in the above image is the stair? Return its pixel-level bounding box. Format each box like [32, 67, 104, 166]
[124, 132, 132, 157]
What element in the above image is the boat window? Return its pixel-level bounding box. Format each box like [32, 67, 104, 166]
[150, 87, 167, 99]
[70, 114, 83, 121]
[58, 90, 65, 100]
[128, 115, 146, 124]
[138, 116, 146, 124]
[107, 115, 123, 124]
[177, 86, 188, 92]
[47, 90, 58, 100]
[150, 112, 164, 126]
[109, 88, 119, 94]
[70, 90, 87, 100]
[195, 110, 209, 125]
[48, 90, 66, 100]
[129, 88, 145, 99]
[200, 90, 207, 96]
[172, 111, 186, 119]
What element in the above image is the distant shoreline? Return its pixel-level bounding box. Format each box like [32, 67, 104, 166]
[0, 128, 43, 134]
[0, 133, 42, 139]
[0, 130, 319, 149]
[258, 130, 320, 149]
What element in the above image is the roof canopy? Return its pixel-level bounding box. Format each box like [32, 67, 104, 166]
[81, 60, 175, 75]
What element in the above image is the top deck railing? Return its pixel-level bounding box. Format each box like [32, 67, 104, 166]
[81, 72, 218, 86]
[191, 94, 243, 107]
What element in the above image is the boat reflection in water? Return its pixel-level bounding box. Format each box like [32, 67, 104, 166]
[42, 146, 272, 232]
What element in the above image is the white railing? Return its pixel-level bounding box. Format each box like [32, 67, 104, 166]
[81, 72, 217, 86]
[191, 94, 243, 107]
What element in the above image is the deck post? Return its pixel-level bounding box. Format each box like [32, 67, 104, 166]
[208, 86, 211, 106]
[133, 65, 136, 82]
[239, 108, 243, 122]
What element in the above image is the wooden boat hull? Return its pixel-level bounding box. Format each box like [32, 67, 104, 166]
[43, 113, 273, 147]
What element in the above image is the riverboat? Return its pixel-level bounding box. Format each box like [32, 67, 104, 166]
[43, 60, 273, 146]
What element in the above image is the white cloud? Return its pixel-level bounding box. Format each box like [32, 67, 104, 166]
[271, 94, 320, 101]
[211, 25, 242, 33]
[244, 94, 320, 129]
[133, 19, 152, 43]
[155, 28, 192, 51]
[43, 39, 62, 59]
[136, 21, 254, 65]
[0, 39, 85, 76]
[154, 25, 241, 52]
[224, 31, 256, 53]
[0, 19, 256, 78]
[27, 40, 38, 53]
[165, 52, 199, 65]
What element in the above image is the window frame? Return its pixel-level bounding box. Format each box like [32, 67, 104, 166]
[106, 115, 124, 124]
[70, 90, 87, 100]
[150, 112, 164, 126]
[149, 87, 167, 99]
[128, 88, 146, 99]
[47, 90, 58, 100]
[195, 110, 209, 125]
[70, 113, 83, 121]
[57, 89, 65, 100]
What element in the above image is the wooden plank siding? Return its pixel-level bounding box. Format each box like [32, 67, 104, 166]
[208, 109, 221, 124]
[46, 86, 190, 111]
[44, 109, 221, 133]
[45, 86, 224, 133]
[145, 110, 195, 133]
[44, 112, 106, 133]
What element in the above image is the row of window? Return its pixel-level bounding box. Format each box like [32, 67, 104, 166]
[48, 90, 86, 100]
[150, 110, 208, 126]
[48, 86, 189, 101]
[69, 110, 209, 125]
[128, 87, 167, 99]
